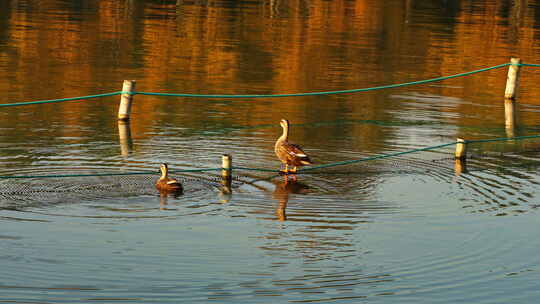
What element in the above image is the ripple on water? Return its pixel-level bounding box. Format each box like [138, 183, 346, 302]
[232, 172, 395, 225]
[2, 147, 539, 222]
[1, 150, 540, 303]
[0, 169, 234, 219]
[451, 151, 540, 216]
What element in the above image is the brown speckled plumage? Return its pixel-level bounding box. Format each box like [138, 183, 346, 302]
[156, 163, 183, 193]
[275, 119, 313, 173]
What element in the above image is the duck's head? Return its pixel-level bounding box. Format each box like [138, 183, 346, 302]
[280, 119, 290, 129]
[159, 163, 169, 176]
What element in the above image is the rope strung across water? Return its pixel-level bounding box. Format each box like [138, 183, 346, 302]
[1, 135, 539, 179]
[134, 63, 511, 98]
[0, 171, 155, 179]
[0, 92, 122, 108]
[299, 142, 458, 172]
[519, 63, 540, 67]
[299, 134, 540, 172]
[462, 134, 540, 144]
[0, 168, 222, 179]
[4, 62, 539, 107]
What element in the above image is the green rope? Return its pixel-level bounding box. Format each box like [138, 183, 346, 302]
[233, 134, 540, 173]
[298, 134, 540, 172]
[0, 171, 154, 179]
[232, 166, 277, 173]
[299, 142, 458, 172]
[0, 168, 221, 179]
[2, 62, 539, 107]
[1, 135, 539, 179]
[134, 63, 511, 99]
[228, 135, 540, 173]
[519, 63, 540, 67]
[169, 168, 222, 173]
[0, 92, 122, 108]
[465, 134, 540, 144]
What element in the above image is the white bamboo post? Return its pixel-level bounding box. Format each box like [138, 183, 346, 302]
[455, 138, 467, 159]
[221, 154, 232, 194]
[504, 57, 521, 100]
[118, 80, 136, 121]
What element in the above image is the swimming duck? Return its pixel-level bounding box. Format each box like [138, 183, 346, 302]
[156, 163, 183, 193]
[275, 119, 313, 174]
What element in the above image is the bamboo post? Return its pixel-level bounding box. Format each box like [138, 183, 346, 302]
[455, 138, 467, 159]
[118, 80, 136, 121]
[504, 58, 521, 100]
[117, 120, 133, 157]
[221, 154, 232, 195]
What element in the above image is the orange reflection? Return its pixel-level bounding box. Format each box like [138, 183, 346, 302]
[117, 121, 133, 157]
[3, 0, 540, 154]
[454, 158, 468, 176]
[158, 189, 182, 210]
[272, 176, 310, 221]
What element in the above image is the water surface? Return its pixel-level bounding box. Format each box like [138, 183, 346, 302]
[1, 0, 540, 303]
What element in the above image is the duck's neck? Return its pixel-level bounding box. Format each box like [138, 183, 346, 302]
[278, 123, 289, 142]
[160, 168, 168, 180]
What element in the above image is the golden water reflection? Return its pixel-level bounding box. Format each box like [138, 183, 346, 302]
[272, 176, 310, 221]
[2, 0, 540, 152]
[117, 120, 133, 157]
[158, 189, 183, 210]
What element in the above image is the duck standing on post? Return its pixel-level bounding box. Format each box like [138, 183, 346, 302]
[275, 119, 313, 174]
[156, 163, 183, 193]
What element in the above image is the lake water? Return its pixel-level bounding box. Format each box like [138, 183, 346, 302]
[1, 0, 540, 303]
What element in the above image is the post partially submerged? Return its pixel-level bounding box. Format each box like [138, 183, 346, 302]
[221, 154, 232, 195]
[454, 138, 468, 175]
[503, 57, 521, 137]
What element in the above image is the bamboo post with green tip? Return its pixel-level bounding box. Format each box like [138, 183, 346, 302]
[455, 138, 467, 159]
[504, 57, 521, 100]
[118, 80, 136, 121]
[221, 154, 232, 194]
